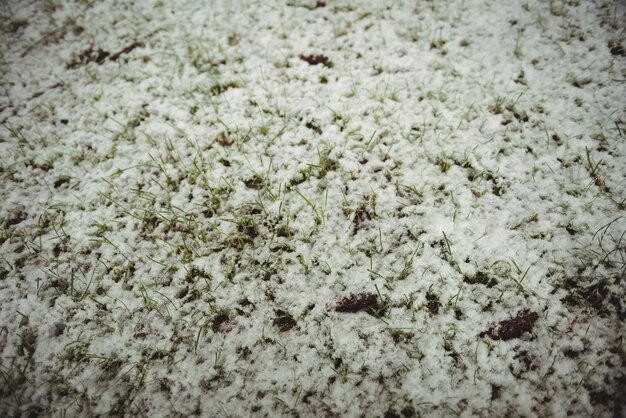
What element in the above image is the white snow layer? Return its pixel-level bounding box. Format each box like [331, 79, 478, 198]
[0, 0, 624, 417]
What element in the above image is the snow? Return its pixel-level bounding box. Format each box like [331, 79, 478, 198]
[0, 0, 625, 416]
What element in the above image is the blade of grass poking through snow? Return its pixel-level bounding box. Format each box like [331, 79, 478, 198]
[294, 188, 322, 226]
[508, 259, 531, 292]
[442, 231, 461, 273]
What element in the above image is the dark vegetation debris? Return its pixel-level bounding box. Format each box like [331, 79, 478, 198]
[6, 208, 27, 227]
[333, 292, 379, 313]
[560, 277, 614, 315]
[67, 41, 143, 69]
[67, 45, 110, 68]
[479, 309, 539, 340]
[108, 41, 143, 61]
[425, 291, 441, 315]
[352, 196, 376, 234]
[273, 309, 297, 331]
[209, 80, 240, 96]
[464, 271, 498, 288]
[608, 39, 625, 57]
[53, 176, 71, 188]
[299, 54, 332, 67]
[305, 120, 322, 134]
[212, 313, 231, 333]
[243, 174, 265, 190]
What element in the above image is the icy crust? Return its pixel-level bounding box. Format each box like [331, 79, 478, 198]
[0, 0, 624, 417]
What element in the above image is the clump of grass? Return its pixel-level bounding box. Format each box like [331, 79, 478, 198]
[209, 80, 240, 96]
[306, 148, 338, 179]
[436, 155, 451, 173]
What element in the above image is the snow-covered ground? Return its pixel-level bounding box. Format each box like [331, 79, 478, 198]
[1, 0, 625, 416]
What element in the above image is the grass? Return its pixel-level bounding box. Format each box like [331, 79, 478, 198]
[0, 0, 625, 417]
[294, 188, 324, 226]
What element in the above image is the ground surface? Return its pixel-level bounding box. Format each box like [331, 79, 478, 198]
[1, 0, 625, 417]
